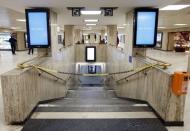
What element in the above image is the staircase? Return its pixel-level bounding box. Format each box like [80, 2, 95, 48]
[21, 86, 168, 131]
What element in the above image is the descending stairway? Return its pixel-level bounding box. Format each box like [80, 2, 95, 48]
[22, 86, 168, 131]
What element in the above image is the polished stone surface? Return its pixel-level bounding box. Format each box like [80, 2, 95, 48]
[0, 50, 189, 131]
[0, 51, 35, 131]
[146, 49, 189, 74]
[22, 85, 166, 130]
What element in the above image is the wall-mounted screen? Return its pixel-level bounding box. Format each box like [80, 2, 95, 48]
[134, 8, 159, 48]
[25, 8, 50, 48]
[86, 46, 96, 62]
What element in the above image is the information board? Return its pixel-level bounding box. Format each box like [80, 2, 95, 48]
[25, 9, 50, 48]
[134, 8, 159, 48]
[86, 46, 96, 62]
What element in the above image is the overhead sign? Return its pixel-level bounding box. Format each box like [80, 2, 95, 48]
[133, 8, 159, 48]
[25, 8, 51, 48]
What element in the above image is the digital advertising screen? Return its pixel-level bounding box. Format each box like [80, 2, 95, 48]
[25, 9, 50, 48]
[134, 8, 159, 48]
[86, 46, 96, 62]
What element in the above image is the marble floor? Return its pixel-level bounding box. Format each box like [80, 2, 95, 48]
[146, 49, 189, 74]
[0, 50, 189, 131]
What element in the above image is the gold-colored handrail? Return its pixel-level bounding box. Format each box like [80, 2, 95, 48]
[59, 44, 73, 51]
[136, 53, 172, 69]
[116, 63, 158, 83]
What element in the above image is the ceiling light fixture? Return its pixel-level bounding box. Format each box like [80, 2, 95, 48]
[160, 5, 190, 10]
[117, 26, 125, 29]
[174, 24, 188, 26]
[158, 27, 166, 29]
[86, 24, 96, 26]
[81, 11, 101, 15]
[84, 19, 99, 22]
[16, 19, 26, 22]
[11, 27, 21, 30]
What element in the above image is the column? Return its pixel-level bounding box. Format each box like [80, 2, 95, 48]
[64, 25, 74, 46]
[188, 55, 190, 73]
[125, 10, 146, 57]
[74, 29, 81, 44]
[16, 31, 27, 51]
[100, 30, 105, 41]
[90, 33, 95, 44]
[37, 10, 58, 57]
[107, 25, 117, 45]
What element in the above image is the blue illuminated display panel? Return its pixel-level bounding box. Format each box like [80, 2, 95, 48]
[134, 8, 159, 48]
[25, 9, 50, 48]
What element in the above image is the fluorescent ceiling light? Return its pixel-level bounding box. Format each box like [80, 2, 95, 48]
[84, 19, 98, 22]
[86, 23, 96, 26]
[81, 11, 101, 15]
[174, 24, 188, 26]
[11, 27, 21, 30]
[117, 26, 125, 29]
[51, 23, 58, 26]
[160, 5, 190, 10]
[16, 19, 26, 22]
[158, 27, 166, 29]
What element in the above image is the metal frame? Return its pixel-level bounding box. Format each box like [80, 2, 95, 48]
[25, 8, 51, 48]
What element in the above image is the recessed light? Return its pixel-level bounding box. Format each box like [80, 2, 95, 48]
[117, 26, 125, 29]
[174, 24, 188, 26]
[86, 24, 96, 26]
[16, 19, 26, 22]
[160, 5, 190, 10]
[81, 11, 101, 15]
[84, 19, 99, 22]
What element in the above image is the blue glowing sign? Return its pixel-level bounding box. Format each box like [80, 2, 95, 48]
[134, 8, 159, 47]
[26, 9, 50, 48]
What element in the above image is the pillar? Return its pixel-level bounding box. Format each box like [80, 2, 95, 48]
[90, 33, 95, 44]
[188, 55, 190, 73]
[64, 25, 74, 46]
[37, 10, 58, 57]
[101, 30, 105, 41]
[125, 10, 146, 57]
[16, 31, 27, 51]
[74, 29, 81, 44]
[107, 25, 117, 45]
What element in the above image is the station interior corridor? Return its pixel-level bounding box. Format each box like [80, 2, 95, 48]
[0, 50, 189, 131]
[0, 0, 190, 131]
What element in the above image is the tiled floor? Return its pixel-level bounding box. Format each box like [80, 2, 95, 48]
[0, 50, 190, 131]
[146, 49, 189, 74]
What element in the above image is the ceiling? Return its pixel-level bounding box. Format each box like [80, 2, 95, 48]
[0, 0, 189, 31]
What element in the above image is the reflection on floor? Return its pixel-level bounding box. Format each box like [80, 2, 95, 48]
[22, 86, 167, 131]
[0, 50, 189, 131]
[147, 49, 189, 74]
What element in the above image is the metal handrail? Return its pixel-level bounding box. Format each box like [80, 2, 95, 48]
[136, 53, 172, 69]
[18, 63, 67, 82]
[116, 64, 158, 83]
[59, 44, 73, 51]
